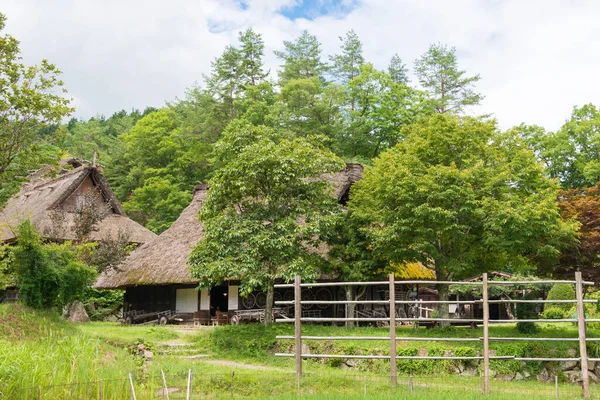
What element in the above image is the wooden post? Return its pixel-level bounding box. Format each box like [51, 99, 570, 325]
[37, 386, 41, 400]
[575, 271, 590, 399]
[482, 272, 490, 395]
[161, 370, 169, 400]
[99, 379, 103, 400]
[409, 376, 413, 394]
[128, 373, 137, 400]
[555, 375, 559, 400]
[389, 273, 397, 385]
[230, 370, 234, 399]
[295, 275, 302, 378]
[186, 369, 192, 400]
[363, 375, 367, 397]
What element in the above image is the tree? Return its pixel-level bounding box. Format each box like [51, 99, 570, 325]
[388, 53, 409, 85]
[350, 114, 576, 326]
[274, 30, 328, 84]
[414, 43, 482, 114]
[518, 104, 600, 189]
[189, 120, 344, 325]
[554, 184, 600, 282]
[324, 211, 387, 328]
[0, 13, 72, 204]
[238, 28, 268, 87]
[13, 221, 95, 311]
[329, 30, 364, 85]
[342, 63, 432, 159]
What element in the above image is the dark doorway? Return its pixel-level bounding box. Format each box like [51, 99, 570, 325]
[210, 285, 228, 315]
[489, 304, 500, 320]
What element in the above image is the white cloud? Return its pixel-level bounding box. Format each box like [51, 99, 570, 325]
[3, 0, 599, 131]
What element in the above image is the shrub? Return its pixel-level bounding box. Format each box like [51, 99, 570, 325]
[542, 306, 567, 319]
[546, 283, 575, 311]
[516, 291, 539, 334]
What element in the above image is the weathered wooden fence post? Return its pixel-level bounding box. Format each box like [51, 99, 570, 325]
[99, 379, 103, 400]
[482, 272, 490, 395]
[555, 375, 559, 400]
[389, 273, 397, 385]
[37, 386, 41, 400]
[128, 373, 137, 400]
[160, 370, 169, 400]
[295, 275, 302, 393]
[230, 370, 235, 399]
[409, 376, 413, 394]
[575, 271, 590, 399]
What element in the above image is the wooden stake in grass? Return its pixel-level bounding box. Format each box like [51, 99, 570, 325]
[409, 376, 413, 395]
[99, 379, 103, 400]
[186, 369, 192, 400]
[161, 370, 169, 400]
[555, 375, 559, 400]
[128, 373, 136, 400]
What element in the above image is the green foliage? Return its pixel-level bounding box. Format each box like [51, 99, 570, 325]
[388, 53, 409, 85]
[516, 292, 539, 334]
[12, 221, 96, 312]
[274, 30, 327, 84]
[190, 121, 344, 323]
[414, 43, 482, 114]
[0, 13, 71, 205]
[0, 243, 15, 290]
[546, 283, 575, 311]
[517, 104, 600, 189]
[351, 114, 575, 282]
[329, 30, 364, 84]
[542, 306, 568, 319]
[81, 287, 124, 321]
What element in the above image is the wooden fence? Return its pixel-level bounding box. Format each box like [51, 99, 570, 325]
[274, 272, 598, 398]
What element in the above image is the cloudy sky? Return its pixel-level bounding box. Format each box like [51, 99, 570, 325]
[3, 0, 598, 131]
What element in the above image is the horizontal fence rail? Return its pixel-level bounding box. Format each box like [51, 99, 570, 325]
[274, 272, 597, 399]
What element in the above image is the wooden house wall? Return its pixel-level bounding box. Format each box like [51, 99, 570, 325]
[61, 176, 108, 213]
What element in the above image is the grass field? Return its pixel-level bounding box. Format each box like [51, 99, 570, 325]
[2, 303, 599, 399]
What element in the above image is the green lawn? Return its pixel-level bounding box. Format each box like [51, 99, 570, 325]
[3, 304, 599, 399]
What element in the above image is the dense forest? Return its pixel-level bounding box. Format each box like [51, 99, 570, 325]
[3, 11, 600, 320]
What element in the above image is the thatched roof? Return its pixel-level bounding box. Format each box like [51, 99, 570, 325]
[0, 161, 156, 245]
[95, 184, 209, 289]
[95, 163, 365, 289]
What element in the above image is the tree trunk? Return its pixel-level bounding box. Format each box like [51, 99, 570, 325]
[345, 285, 355, 329]
[436, 266, 450, 328]
[264, 282, 274, 326]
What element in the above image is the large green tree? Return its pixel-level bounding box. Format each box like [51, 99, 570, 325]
[0, 13, 72, 204]
[414, 43, 482, 114]
[189, 120, 344, 325]
[350, 114, 576, 325]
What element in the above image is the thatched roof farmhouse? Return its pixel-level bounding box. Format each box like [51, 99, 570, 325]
[0, 159, 156, 244]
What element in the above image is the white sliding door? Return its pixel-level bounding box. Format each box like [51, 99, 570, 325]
[176, 288, 198, 312]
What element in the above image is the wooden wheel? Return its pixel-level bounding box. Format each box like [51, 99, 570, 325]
[315, 288, 332, 309]
[158, 315, 168, 325]
[302, 290, 314, 310]
[255, 292, 267, 308]
[242, 293, 256, 309]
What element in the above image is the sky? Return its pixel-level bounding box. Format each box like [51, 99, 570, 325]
[3, 0, 599, 131]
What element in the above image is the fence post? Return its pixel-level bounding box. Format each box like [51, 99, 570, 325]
[555, 375, 559, 400]
[230, 370, 234, 399]
[409, 376, 413, 394]
[295, 275, 302, 381]
[128, 373, 137, 400]
[186, 369, 192, 400]
[482, 272, 490, 395]
[363, 375, 367, 397]
[99, 379, 103, 400]
[575, 271, 590, 399]
[37, 386, 41, 400]
[161, 370, 169, 400]
[389, 273, 397, 386]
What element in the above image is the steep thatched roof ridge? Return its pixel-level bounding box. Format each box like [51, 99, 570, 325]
[0, 164, 156, 244]
[94, 184, 209, 289]
[95, 163, 364, 289]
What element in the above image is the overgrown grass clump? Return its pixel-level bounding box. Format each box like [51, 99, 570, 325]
[0, 304, 136, 399]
